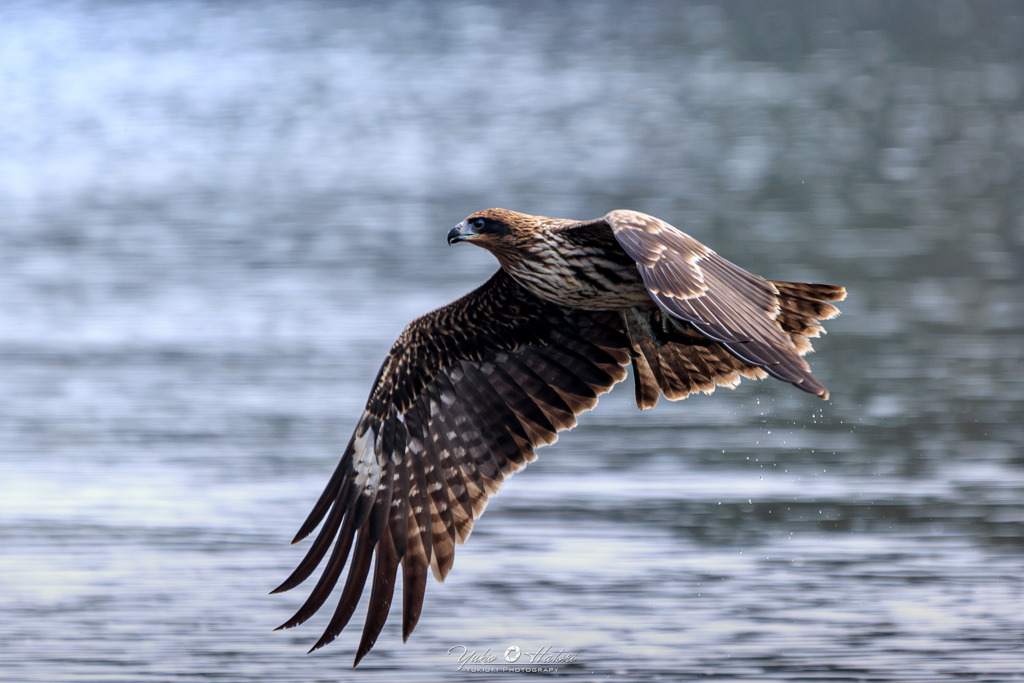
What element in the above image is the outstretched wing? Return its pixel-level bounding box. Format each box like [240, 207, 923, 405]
[272, 270, 630, 665]
[603, 209, 834, 398]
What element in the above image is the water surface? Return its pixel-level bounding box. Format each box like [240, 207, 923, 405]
[2, 2, 1023, 681]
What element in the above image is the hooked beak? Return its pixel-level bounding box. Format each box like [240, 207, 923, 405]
[447, 221, 471, 245]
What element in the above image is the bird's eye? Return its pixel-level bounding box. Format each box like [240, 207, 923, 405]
[471, 218, 486, 231]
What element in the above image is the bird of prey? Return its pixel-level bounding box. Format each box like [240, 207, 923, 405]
[272, 209, 846, 666]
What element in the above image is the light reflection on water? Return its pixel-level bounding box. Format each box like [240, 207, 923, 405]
[2, 1, 1023, 681]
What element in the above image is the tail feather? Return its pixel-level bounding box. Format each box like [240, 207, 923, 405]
[624, 278, 844, 406]
[772, 281, 847, 356]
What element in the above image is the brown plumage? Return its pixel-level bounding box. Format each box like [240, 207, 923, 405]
[273, 208, 846, 665]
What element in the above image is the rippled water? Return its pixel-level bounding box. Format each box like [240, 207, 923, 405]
[2, 1, 1023, 681]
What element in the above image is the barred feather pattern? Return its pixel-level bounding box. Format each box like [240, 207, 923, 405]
[771, 280, 846, 355]
[623, 308, 769, 410]
[275, 208, 845, 666]
[272, 270, 630, 666]
[602, 210, 845, 398]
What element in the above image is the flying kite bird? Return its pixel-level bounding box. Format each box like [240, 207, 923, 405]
[272, 209, 846, 665]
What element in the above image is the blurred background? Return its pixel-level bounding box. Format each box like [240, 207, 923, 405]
[1, 1, 1022, 681]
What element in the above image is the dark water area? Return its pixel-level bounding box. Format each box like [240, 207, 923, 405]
[2, 1, 1023, 681]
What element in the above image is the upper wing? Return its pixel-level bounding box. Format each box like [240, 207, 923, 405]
[272, 270, 630, 665]
[603, 209, 832, 398]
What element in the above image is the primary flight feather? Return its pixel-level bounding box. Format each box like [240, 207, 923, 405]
[273, 209, 846, 665]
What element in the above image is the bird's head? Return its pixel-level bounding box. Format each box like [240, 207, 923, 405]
[448, 208, 517, 246]
[447, 208, 553, 258]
